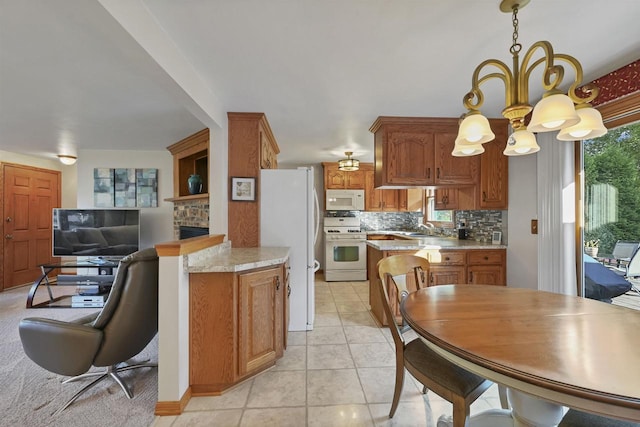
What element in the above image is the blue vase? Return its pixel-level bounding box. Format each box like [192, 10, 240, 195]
[187, 174, 203, 194]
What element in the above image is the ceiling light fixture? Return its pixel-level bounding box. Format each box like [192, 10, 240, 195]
[452, 0, 607, 157]
[338, 151, 360, 171]
[57, 154, 77, 165]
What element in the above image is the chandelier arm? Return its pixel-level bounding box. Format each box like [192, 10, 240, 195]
[518, 40, 558, 105]
[463, 59, 513, 111]
[554, 53, 599, 104]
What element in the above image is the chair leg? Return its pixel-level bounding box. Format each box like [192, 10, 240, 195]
[54, 360, 157, 415]
[389, 361, 405, 418]
[54, 373, 109, 416]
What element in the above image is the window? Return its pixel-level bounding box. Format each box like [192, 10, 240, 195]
[425, 190, 454, 227]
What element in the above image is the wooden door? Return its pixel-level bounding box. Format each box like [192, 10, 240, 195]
[2, 163, 60, 290]
[238, 267, 278, 377]
[385, 129, 435, 185]
[479, 130, 509, 209]
[429, 266, 466, 286]
[467, 265, 505, 285]
[434, 133, 480, 185]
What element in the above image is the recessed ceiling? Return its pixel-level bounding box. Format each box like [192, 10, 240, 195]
[1, 0, 639, 165]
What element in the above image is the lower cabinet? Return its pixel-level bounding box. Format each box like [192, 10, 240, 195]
[368, 246, 506, 326]
[189, 264, 287, 394]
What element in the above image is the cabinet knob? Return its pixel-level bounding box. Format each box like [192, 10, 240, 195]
[469, 272, 473, 282]
[287, 284, 291, 297]
[5, 234, 13, 240]
[483, 191, 487, 202]
[275, 276, 281, 290]
[427, 168, 431, 179]
[429, 272, 434, 284]
[437, 168, 440, 179]
[484, 256, 489, 260]
[444, 257, 450, 261]
[5, 216, 12, 222]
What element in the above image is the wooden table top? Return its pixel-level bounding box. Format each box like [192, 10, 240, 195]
[400, 285, 640, 421]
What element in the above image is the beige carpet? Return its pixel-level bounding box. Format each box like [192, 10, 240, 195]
[0, 285, 157, 427]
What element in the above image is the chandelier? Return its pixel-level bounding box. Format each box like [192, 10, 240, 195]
[452, 0, 607, 157]
[338, 151, 360, 171]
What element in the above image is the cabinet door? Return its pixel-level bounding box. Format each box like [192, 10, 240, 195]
[238, 268, 279, 377]
[434, 133, 480, 185]
[434, 188, 458, 210]
[479, 130, 508, 209]
[385, 130, 435, 185]
[345, 170, 365, 189]
[399, 189, 424, 212]
[429, 266, 466, 286]
[381, 190, 399, 211]
[467, 265, 505, 285]
[365, 170, 382, 211]
[326, 168, 347, 189]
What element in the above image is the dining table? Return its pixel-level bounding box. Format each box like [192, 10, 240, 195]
[399, 284, 640, 426]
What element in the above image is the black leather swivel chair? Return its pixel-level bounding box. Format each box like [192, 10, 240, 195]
[19, 247, 159, 414]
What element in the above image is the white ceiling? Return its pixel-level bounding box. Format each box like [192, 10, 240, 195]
[1, 0, 639, 165]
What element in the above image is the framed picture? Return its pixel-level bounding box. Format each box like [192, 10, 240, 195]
[231, 177, 256, 201]
[492, 231, 502, 245]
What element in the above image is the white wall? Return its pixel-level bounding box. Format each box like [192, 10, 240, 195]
[76, 149, 174, 249]
[507, 154, 539, 289]
[0, 150, 77, 208]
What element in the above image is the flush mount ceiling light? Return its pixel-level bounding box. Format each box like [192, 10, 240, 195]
[57, 154, 77, 165]
[452, 0, 607, 157]
[338, 151, 360, 171]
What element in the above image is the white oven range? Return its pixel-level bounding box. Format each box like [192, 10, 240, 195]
[324, 217, 367, 282]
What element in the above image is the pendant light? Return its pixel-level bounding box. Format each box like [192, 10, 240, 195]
[338, 152, 360, 171]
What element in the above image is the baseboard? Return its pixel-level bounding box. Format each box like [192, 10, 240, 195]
[154, 387, 192, 416]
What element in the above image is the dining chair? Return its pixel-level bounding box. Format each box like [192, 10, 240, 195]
[376, 255, 493, 425]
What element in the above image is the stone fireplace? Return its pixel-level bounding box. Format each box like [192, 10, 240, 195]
[172, 199, 209, 240]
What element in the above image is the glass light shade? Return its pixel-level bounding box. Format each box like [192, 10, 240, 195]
[452, 140, 485, 157]
[57, 155, 77, 165]
[527, 93, 580, 132]
[456, 113, 495, 144]
[338, 152, 360, 171]
[503, 129, 540, 156]
[556, 106, 607, 141]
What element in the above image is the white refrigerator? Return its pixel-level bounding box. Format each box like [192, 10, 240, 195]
[260, 167, 319, 331]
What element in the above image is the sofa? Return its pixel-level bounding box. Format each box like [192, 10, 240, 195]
[54, 225, 139, 256]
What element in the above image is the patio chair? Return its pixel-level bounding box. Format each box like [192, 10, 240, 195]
[599, 241, 639, 270]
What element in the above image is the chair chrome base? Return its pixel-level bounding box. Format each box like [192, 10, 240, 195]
[54, 360, 157, 415]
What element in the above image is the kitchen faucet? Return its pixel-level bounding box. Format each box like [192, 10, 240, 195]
[418, 222, 435, 235]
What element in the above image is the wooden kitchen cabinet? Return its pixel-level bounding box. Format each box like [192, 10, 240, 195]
[323, 162, 365, 189]
[427, 250, 466, 286]
[368, 246, 506, 325]
[370, 116, 509, 210]
[369, 117, 479, 188]
[467, 250, 506, 285]
[364, 169, 399, 211]
[189, 264, 286, 394]
[479, 128, 509, 209]
[228, 112, 280, 247]
[363, 167, 422, 212]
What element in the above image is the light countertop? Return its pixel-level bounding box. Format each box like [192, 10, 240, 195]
[366, 236, 506, 251]
[187, 244, 290, 273]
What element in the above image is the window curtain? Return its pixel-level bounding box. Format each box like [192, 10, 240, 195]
[536, 132, 577, 295]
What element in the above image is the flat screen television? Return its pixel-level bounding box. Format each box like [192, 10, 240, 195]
[52, 208, 140, 259]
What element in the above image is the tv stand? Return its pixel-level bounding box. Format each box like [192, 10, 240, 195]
[27, 261, 119, 308]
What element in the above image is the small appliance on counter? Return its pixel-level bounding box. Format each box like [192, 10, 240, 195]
[457, 220, 468, 240]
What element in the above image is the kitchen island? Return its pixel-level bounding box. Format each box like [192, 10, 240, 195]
[367, 236, 507, 325]
[154, 237, 290, 415]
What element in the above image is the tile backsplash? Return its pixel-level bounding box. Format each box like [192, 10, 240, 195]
[329, 210, 507, 244]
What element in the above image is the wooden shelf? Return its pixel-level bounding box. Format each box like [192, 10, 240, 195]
[164, 193, 210, 203]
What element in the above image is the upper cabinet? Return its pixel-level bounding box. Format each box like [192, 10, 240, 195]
[323, 163, 365, 189]
[370, 116, 508, 210]
[166, 128, 209, 201]
[228, 112, 280, 247]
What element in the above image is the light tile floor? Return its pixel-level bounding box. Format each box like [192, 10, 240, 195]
[151, 276, 503, 427]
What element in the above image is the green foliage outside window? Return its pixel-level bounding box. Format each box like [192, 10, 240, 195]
[584, 123, 640, 255]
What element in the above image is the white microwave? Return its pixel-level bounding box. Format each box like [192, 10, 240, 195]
[325, 189, 365, 211]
